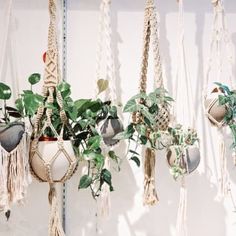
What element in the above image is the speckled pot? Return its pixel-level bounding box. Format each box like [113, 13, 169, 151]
[99, 117, 124, 146]
[166, 145, 200, 174]
[204, 88, 227, 127]
[0, 122, 25, 152]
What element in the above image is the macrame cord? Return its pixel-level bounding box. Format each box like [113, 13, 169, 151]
[30, 0, 77, 235]
[134, 0, 168, 206]
[95, 0, 119, 218]
[204, 0, 233, 200]
[0, 0, 31, 215]
[174, 1, 198, 235]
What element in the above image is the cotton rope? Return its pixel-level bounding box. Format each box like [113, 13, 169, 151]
[135, 0, 166, 206]
[29, 0, 77, 235]
[94, 0, 115, 219]
[0, 0, 31, 214]
[95, 0, 117, 104]
[173, 1, 199, 235]
[203, 0, 233, 201]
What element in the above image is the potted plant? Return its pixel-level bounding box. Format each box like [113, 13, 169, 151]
[0, 81, 32, 219]
[214, 83, 236, 155]
[166, 124, 200, 180]
[204, 86, 227, 127]
[0, 82, 25, 152]
[71, 97, 121, 198]
[115, 88, 173, 166]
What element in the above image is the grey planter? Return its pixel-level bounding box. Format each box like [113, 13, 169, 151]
[99, 118, 124, 146]
[166, 145, 200, 174]
[0, 122, 25, 153]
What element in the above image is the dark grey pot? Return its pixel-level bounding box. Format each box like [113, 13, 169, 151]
[0, 122, 25, 153]
[100, 118, 124, 146]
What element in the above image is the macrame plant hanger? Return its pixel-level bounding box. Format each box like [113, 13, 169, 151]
[0, 0, 31, 216]
[133, 0, 169, 206]
[95, 0, 119, 218]
[203, 0, 234, 199]
[30, 0, 77, 235]
[173, 0, 198, 235]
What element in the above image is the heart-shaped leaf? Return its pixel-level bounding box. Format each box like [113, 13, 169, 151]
[97, 79, 109, 95]
[78, 175, 92, 189]
[28, 73, 41, 85]
[0, 82, 11, 100]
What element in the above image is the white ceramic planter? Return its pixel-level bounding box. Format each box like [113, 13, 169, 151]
[30, 140, 77, 182]
[0, 122, 25, 152]
[99, 118, 123, 146]
[166, 145, 200, 174]
[204, 88, 227, 127]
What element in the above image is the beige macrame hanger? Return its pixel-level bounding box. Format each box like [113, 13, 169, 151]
[30, 0, 77, 235]
[0, 0, 31, 215]
[135, 0, 167, 206]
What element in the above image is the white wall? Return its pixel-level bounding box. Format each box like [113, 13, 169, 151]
[1, 0, 236, 235]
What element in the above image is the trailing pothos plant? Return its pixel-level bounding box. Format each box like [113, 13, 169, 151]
[76, 79, 122, 198]
[167, 124, 199, 180]
[15, 74, 121, 199]
[115, 87, 174, 167]
[215, 82, 236, 151]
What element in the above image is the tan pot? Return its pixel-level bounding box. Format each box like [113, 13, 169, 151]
[166, 145, 200, 174]
[155, 104, 170, 131]
[99, 117, 124, 146]
[204, 88, 227, 127]
[30, 138, 77, 182]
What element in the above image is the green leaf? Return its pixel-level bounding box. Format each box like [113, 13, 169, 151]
[109, 106, 118, 118]
[28, 73, 41, 85]
[123, 99, 137, 113]
[57, 81, 71, 98]
[78, 175, 92, 189]
[108, 150, 119, 163]
[23, 93, 44, 116]
[140, 135, 147, 145]
[129, 150, 140, 156]
[101, 169, 114, 191]
[130, 156, 140, 167]
[97, 79, 109, 94]
[88, 135, 101, 150]
[0, 82, 11, 100]
[129, 92, 147, 101]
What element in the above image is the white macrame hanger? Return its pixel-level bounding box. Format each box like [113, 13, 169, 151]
[174, 0, 195, 129]
[174, 1, 196, 235]
[0, 0, 20, 99]
[95, 0, 117, 104]
[203, 0, 234, 97]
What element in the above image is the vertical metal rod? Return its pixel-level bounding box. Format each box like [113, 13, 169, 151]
[62, 0, 67, 233]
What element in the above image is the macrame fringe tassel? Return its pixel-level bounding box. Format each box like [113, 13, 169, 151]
[48, 184, 65, 236]
[176, 178, 187, 236]
[99, 155, 111, 218]
[143, 147, 159, 206]
[218, 137, 230, 199]
[0, 133, 31, 213]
